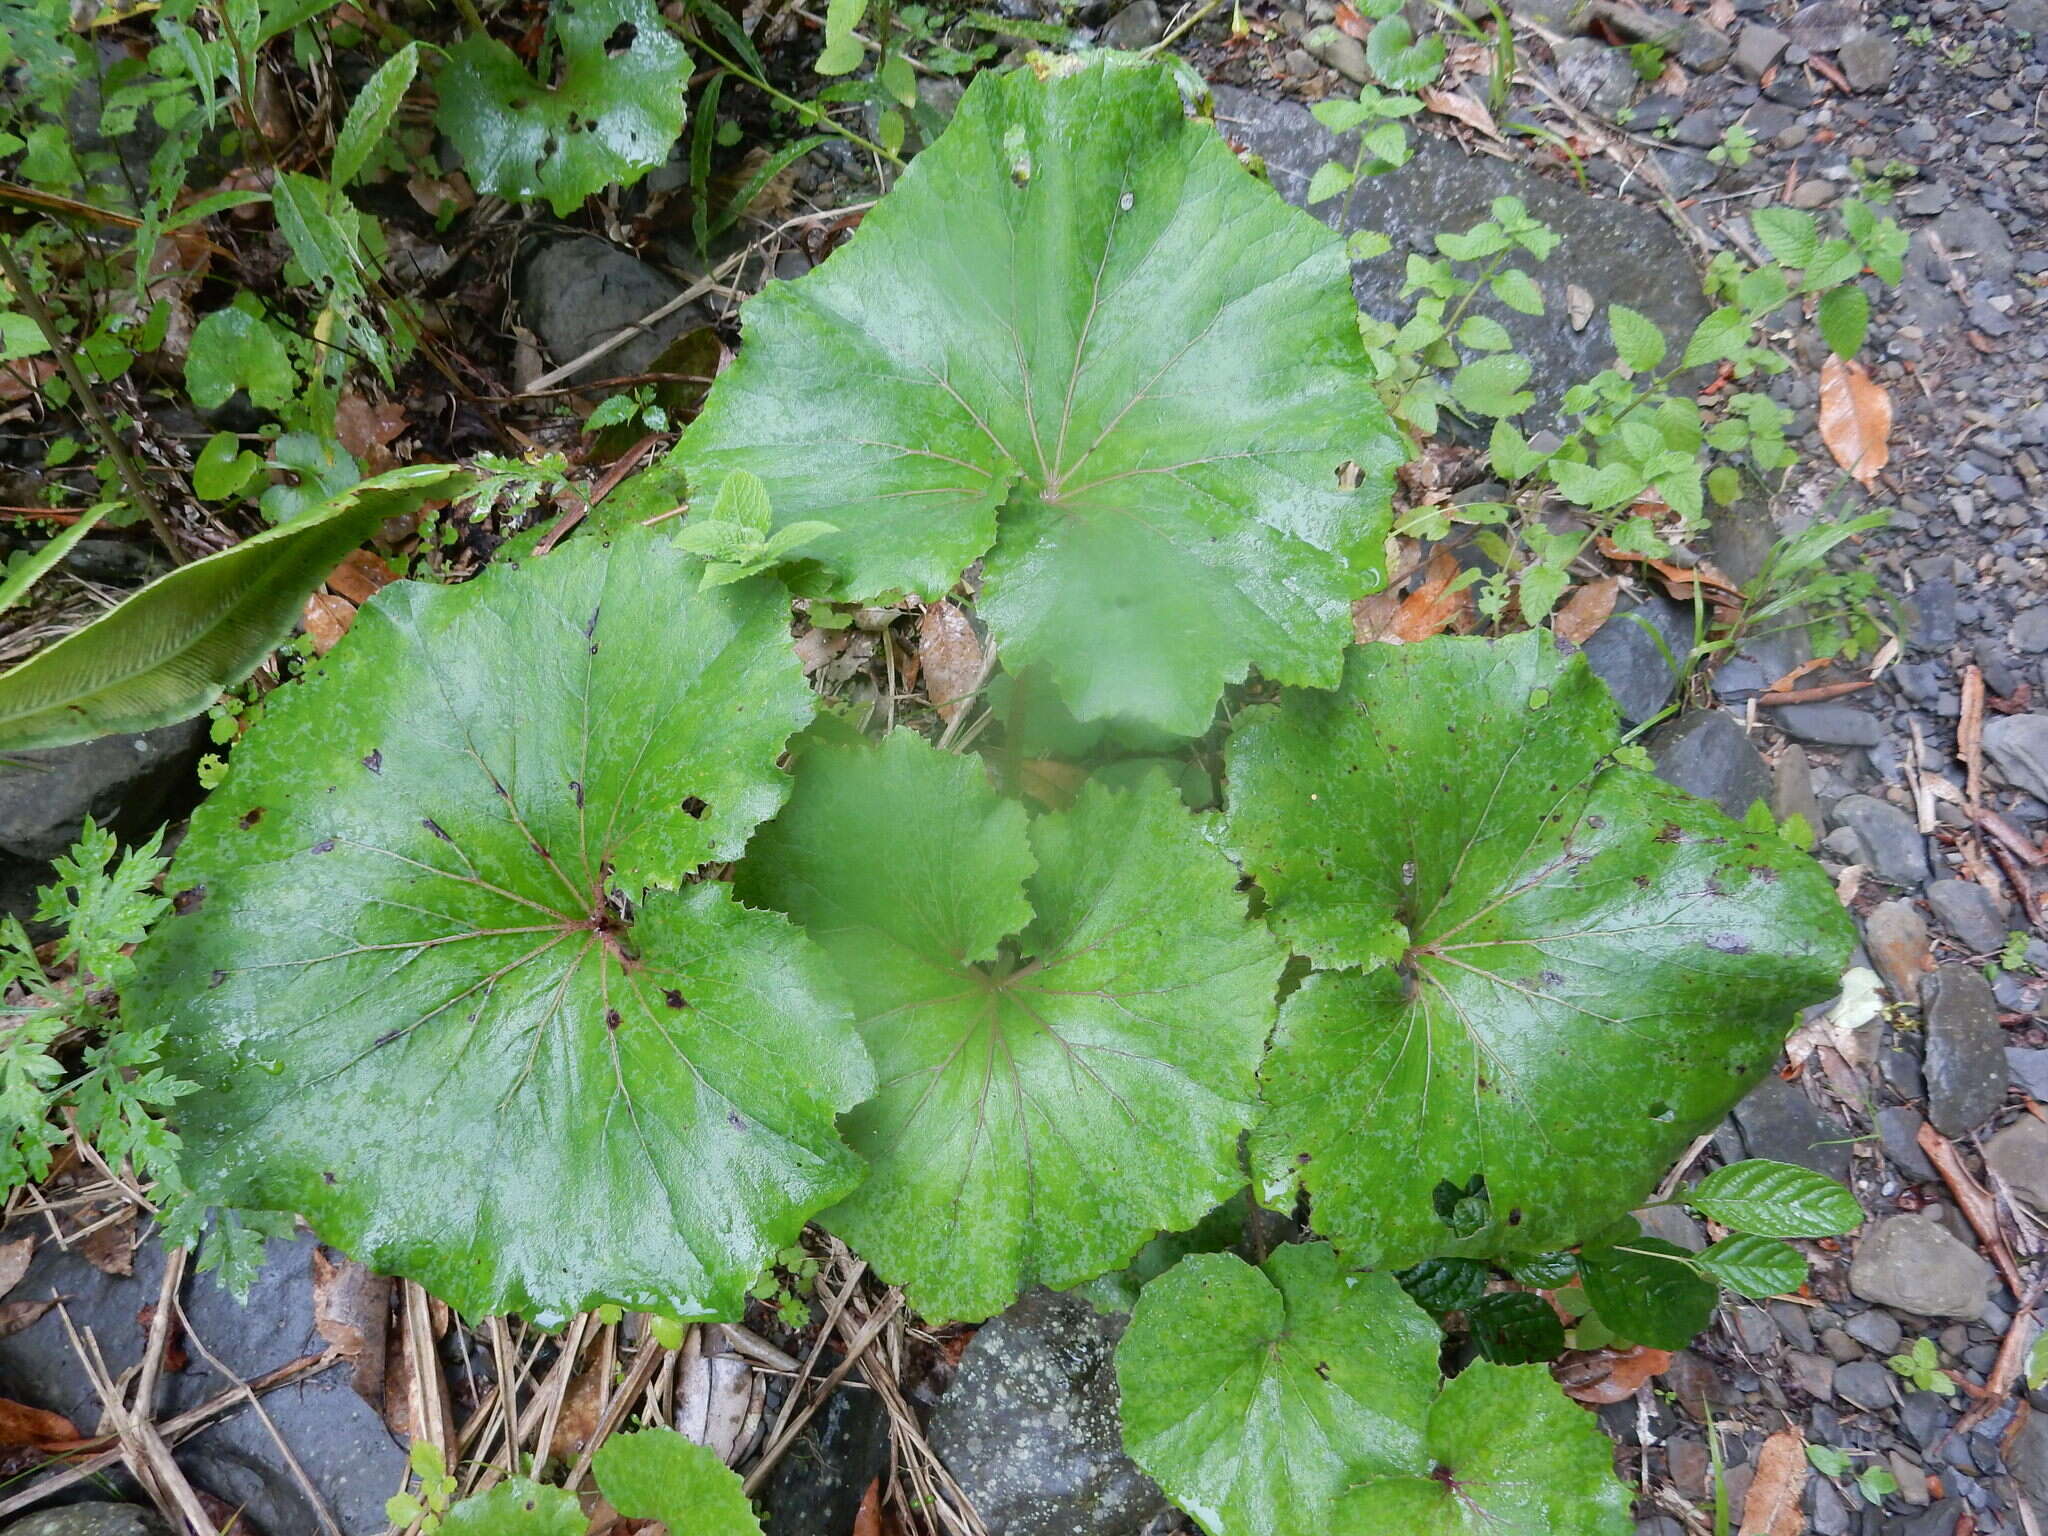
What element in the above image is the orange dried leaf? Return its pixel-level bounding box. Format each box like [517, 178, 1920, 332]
[1351, 592, 1404, 644]
[1392, 549, 1471, 642]
[1554, 1345, 1672, 1404]
[0, 1397, 79, 1450]
[1018, 759, 1088, 811]
[302, 592, 356, 656]
[1420, 87, 1500, 139]
[1819, 355, 1890, 487]
[326, 549, 397, 605]
[1553, 576, 1619, 645]
[1738, 1427, 1808, 1536]
[918, 601, 984, 722]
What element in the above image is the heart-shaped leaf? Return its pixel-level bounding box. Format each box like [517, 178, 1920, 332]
[129, 529, 870, 1324]
[738, 732, 1284, 1321]
[677, 56, 1401, 735]
[0, 466, 465, 752]
[1115, 1243, 1631, 1536]
[593, 1428, 762, 1534]
[437, 0, 690, 216]
[1225, 634, 1854, 1268]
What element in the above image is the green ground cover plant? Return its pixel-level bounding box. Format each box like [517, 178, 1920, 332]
[0, 16, 1890, 1527]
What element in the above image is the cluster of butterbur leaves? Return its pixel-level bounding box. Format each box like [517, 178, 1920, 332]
[5, 55, 1870, 1534]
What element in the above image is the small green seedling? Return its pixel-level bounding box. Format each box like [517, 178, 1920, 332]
[670, 470, 838, 588]
[1886, 1336, 1957, 1396]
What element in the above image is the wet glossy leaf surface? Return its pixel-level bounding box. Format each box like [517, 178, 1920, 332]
[679, 57, 1401, 735]
[738, 732, 1284, 1321]
[1117, 1243, 1630, 1536]
[131, 529, 869, 1324]
[438, 0, 690, 216]
[1226, 634, 1855, 1268]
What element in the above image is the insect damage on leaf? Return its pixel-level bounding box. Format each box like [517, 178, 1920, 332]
[127, 528, 870, 1325]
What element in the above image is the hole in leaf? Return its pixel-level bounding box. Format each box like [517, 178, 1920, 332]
[362, 750, 381, 773]
[1647, 1101, 1673, 1122]
[239, 808, 264, 829]
[173, 885, 206, 914]
[604, 21, 636, 52]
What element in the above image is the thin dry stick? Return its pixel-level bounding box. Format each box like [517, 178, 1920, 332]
[562, 1329, 672, 1491]
[762, 1259, 868, 1451]
[1955, 1279, 2043, 1436]
[523, 265, 741, 395]
[403, 1281, 453, 1466]
[56, 1305, 218, 1534]
[1916, 1121, 2027, 1299]
[1752, 679, 1877, 706]
[174, 1297, 345, 1536]
[1961, 663, 1987, 808]
[132, 1246, 187, 1424]
[743, 1292, 903, 1495]
[0, 236, 184, 563]
[0, 1350, 340, 1520]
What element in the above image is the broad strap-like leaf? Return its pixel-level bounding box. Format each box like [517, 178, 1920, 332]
[130, 529, 869, 1324]
[592, 1429, 763, 1535]
[1117, 1243, 1633, 1536]
[1225, 634, 1854, 1268]
[737, 732, 1284, 1322]
[0, 466, 465, 752]
[678, 56, 1401, 735]
[437, 0, 689, 217]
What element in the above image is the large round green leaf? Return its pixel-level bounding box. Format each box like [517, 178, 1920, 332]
[678, 56, 1401, 736]
[1116, 1243, 1631, 1536]
[129, 529, 870, 1324]
[437, 0, 689, 217]
[737, 732, 1284, 1321]
[1224, 634, 1854, 1268]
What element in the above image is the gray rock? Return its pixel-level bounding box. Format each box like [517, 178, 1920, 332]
[1836, 28, 1897, 90]
[1553, 37, 1639, 117]
[1098, 0, 1165, 48]
[0, 721, 205, 861]
[0, 1228, 405, 1533]
[1636, 1202, 1707, 1252]
[1878, 1106, 1939, 1182]
[2009, 1048, 2048, 1101]
[2012, 1407, 2048, 1514]
[1926, 880, 2011, 954]
[1834, 1358, 1897, 1409]
[1786, 1349, 1835, 1399]
[1922, 968, 2006, 1136]
[1983, 714, 2048, 802]
[1773, 703, 1882, 747]
[1787, 0, 1862, 49]
[515, 237, 708, 385]
[1848, 1212, 1993, 1318]
[1733, 21, 1789, 78]
[929, 1289, 1166, 1536]
[2010, 0, 2048, 29]
[1580, 596, 1693, 725]
[1806, 1470, 1848, 1535]
[1819, 1326, 1861, 1362]
[1828, 795, 1929, 886]
[1649, 710, 1771, 819]
[1985, 1117, 2048, 1216]
[1, 1511, 172, 1536]
[1897, 1500, 1965, 1536]
[1214, 88, 1709, 426]
[1304, 26, 1370, 82]
[1844, 1307, 1903, 1354]
[1772, 745, 1823, 832]
[1864, 899, 1931, 1005]
[1722, 1074, 1851, 1182]
[758, 1379, 889, 1536]
[2011, 606, 2048, 654]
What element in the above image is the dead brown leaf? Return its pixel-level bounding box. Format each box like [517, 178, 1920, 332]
[854, 1480, 885, 1536]
[1018, 759, 1088, 811]
[548, 1362, 607, 1461]
[313, 1246, 389, 1408]
[918, 602, 984, 722]
[0, 1300, 55, 1339]
[1554, 1345, 1673, 1404]
[0, 1237, 32, 1299]
[1419, 87, 1499, 139]
[334, 394, 408, 473]
[1739, 1427, 1808, 1536]
[77, 1211, 134, 1277]
[1351, 592, 1404, 644]
[301, 592, 355, 655]
[1818, 355, 1891, 487]
[1334, 0, 1369, 35]
[1553, 576, 1619, 645]
[325, 549, 397, 606]
[136, 1302, 188, 1373]
[0, 1397, 79, 1450]
[1390, 549, 1472, 643]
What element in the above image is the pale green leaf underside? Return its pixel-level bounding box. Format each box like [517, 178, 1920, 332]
[1225, 635, 1854, 1267]
[678, 57, 1402, 735]
[0, 466, 467, 753]
[738, 733, 1284, 1322]
[131, 529, 869, 1325]
[437, 0, 689, 216]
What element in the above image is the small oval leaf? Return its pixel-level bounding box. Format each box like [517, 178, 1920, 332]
[1698, 1233, 1807, 1299]
[1687, 1159, 1865, 1237]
